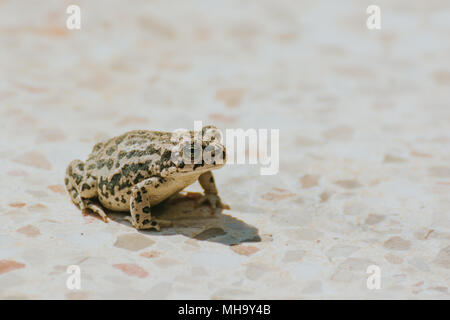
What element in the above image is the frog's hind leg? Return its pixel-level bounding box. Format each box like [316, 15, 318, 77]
[83, 199, 108, 222]
[65, 160, 86, 207]
[128, 177, 172, 231]
[196, 171, 230, 213]
[65, 159, 108, 222]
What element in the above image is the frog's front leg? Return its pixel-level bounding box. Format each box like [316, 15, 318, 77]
[197, 171, 230, 213]
[65, 160, 108, 222]
[128, 177, 172, 231]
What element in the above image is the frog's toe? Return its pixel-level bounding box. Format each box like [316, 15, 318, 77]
[139, 219, 161, 231]
[123, 215, 134, 225]
[196, 193, 229, 213]
[125, 214, 162, 231]
[83, 200, 109, 223]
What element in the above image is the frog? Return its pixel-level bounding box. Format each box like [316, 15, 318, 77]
[64, 125, 228, 231]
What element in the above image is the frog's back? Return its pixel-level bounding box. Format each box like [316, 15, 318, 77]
[86, 130, 175, 179]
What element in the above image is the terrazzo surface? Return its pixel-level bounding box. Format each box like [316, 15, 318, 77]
[0, 0, 449, 299]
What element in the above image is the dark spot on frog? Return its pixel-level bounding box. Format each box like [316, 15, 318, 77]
[145, 144, 158, 155]
[92, 142, 103, 153]
[81, 183, 91, 191]
[106, 146, 117, 156]
[106, 159, 114, 170]
[114, 136, 125, 145]
[161, 150, 172, 163]
[96, 159, 106, 169]
[133, 173, 144, 184]
[193, 163, 203, 170]
[99, 174, 129, 197]
[143, 206, 151, 213]
[121, 161, 151, 177]
[110, 173, 121, 187]
[74, 174, 82, 185]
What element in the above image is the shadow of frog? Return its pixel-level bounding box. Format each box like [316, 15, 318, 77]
[105, 192, 261, 246]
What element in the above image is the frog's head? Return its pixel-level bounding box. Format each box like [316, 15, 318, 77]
[175, 125, 226, 174]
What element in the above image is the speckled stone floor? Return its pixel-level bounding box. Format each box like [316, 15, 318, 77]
[0, 0, 449, 299]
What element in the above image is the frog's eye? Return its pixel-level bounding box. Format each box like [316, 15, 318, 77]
[202, 125, 217, 134]
[181, 141, 202, 164]
[202, 126, 223, 146]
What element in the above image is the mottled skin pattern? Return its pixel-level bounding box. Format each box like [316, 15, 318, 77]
[65, 126, 228, 231]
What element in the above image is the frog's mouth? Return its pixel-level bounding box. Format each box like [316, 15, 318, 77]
[177, 159, 225, 173]
[177, 146, 226, 173]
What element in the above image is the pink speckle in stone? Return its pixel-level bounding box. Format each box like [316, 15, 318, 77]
[37, 127, 66, 143]
[230, 245, 259, 256]
[0, 260, 25, 275]
[13, 150, 52, 170]
[215, 88, 246, 108]
[261, 188, 295, 201]
[208, 113, 237, 123]
[48, 184, 66, 195]
[8, 170, 28, 177]
[9, 202, 26, 208]
[113, 264, 148, 278]
[300, 174, 320, 188]
[116, 116, 149, 126]
[17, 225, 41, 237]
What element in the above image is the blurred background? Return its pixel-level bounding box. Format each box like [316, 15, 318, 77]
[0, 0, 449, 299]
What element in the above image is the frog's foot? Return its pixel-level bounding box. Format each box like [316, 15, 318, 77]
[65, 159, 85, 207]
[124, 216, 172, 230]
[196, 193, 230, 213]
[82, 199, 109, 223]
[125, 214, 161, 231]
[65, 159, 102, 221]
